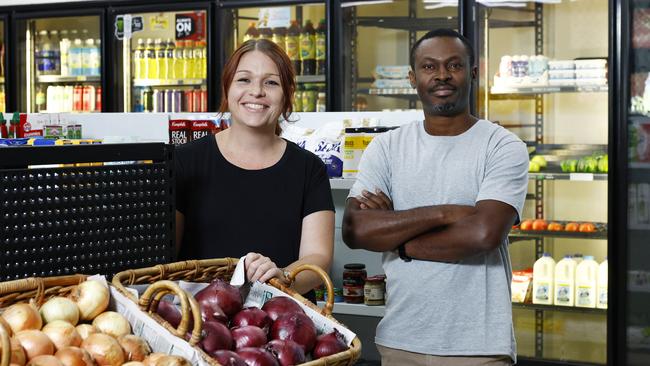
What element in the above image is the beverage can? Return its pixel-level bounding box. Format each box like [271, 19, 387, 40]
[172, 90, 182, 113]
[142, 87, 153, 112]
[184, 90, 195, 112]
[73, 85, 83, 112]
[95, 86, 102, 112]
[153, 89, 163, 113]
[199, 89, 208, 112]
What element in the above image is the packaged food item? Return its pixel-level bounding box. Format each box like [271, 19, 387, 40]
[191, 120, 219, 141]
[44, 124, 64, 139]
[511, 269, 533, 303]
[342, 127, 364, 179]
[373, 65, 410, 79]
[343, 263, 366, 304]
[574, 58, 607, 69]
[548, 60, 575, 70]
[304, 121, 343, 177]
[169, 119, 190, 145]
[364, 275, 386, 306]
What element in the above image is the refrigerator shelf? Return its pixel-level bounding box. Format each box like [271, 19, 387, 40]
[512, 302, 607, 315]
[132, 79, 206, 87]
[296, 75, 325, 83]
[509, 224, 608, 240]
[490, 84, 608, 96]
[529, 172, 608, 181]
[356, 16, 456, 32]
[36, 75, 101, 83]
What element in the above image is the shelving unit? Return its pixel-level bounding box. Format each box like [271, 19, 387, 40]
[529, 172, 608, 181]
[132, 79, 205, 87]
[36, 75, 101, 83]
[296, 75, 326, 84]
[510, 226, 607, 241]
[491, 85, 608, 96]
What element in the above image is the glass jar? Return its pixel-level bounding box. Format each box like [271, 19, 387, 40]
[364, 275, 386, 306]
[343, 263, 366, 303]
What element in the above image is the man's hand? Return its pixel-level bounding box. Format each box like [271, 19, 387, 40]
[357, 189, 393, 210]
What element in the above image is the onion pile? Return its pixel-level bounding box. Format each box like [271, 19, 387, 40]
[0, 279, 191, 366]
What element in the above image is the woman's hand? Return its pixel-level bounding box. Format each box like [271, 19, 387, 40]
[244, 252, 289, 285]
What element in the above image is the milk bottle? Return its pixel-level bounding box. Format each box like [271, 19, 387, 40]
[554, 256, 576, 306]
[533, 253, 555, 305]
[597, 258, 608, 309]
[575, 256, 599, 308]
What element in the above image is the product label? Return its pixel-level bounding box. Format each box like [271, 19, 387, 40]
[364, 287, 384, 301]
[191, 120, 214, 141]
[576, 286, 593, 306]
[598, 288, 608, 306]
[286, 37, 299, 60]
[300, 35, 315, 60]
[534, 283, 550, 301]
[316, 36, 326, 61]
[169, 120, 190, 145]
[343, 286, 363, 297]
[555, 283, 571, 304]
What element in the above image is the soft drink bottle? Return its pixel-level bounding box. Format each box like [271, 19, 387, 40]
[286, 21, 301, 75]
[272, 27, 286, 52]
[95, 86, 102, 111]
[300, 20, 316, 75]
[155, 38, 165, 80]
[133, 39, 145, 80]
[183, 40, 194, 79]
[69, 30, 83, 76]
[49, 30, 61, 75]
[316, 19, 326, 75]
[145, 38, 157, 80]
[165, 39, 175, 81]
[59, 30, 70, 76]
[173, 41, 184, 79]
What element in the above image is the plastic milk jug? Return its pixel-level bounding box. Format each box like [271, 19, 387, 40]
[597, 258, 608, 309]
[533, 253, 555, 305]
[575, 256, 599, 308]
[554, 256, 576, 306]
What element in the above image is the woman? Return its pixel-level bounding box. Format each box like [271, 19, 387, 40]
[174, 39, 334, 296]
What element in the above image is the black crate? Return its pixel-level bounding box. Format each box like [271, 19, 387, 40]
[0, 143, 175, 281]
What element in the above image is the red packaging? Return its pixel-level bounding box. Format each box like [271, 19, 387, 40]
[82, 85, 96, 112]
[192, 90, 201, 112]
[169, 119, 190, 145]
[95, 86, 102, 111]
[184, 90, 195, 112]
[199, 89, 208, 112]
[191, 120, 218, 141]
[24, 129, 43, 138]
[73, 85, 83, 112]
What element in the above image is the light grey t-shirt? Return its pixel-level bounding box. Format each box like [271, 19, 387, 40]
[348, 119, 528, 362]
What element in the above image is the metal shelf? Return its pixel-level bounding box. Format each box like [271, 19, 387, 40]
[490, 84, 608, 96]
[510, 224, 607, 241]
[330, 178, 355, 190]
[37, 75, 101, 83]
[132, 78, 205, 87]
[356, 16, 456, 32]
[512, 302, 607, 315]
[296, 75, 325, 83]
[528, 172, 608, 181]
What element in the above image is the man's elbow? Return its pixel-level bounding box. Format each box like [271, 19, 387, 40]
[341, 212, 364, 249]
[473, 227, 505, 252]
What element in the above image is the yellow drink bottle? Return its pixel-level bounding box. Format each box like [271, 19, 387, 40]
[173, 40, 184, 79]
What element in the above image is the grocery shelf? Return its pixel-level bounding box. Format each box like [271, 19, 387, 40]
[490, 84, 608, 96]
[316, 301, 385, 317]
[510, 224, 607, 240]
[296, 75, 325, 83]
[132, 78, 205, 87]
[330, 178, 355, 190]
[528, 172, 608, 181]
[356, 16, 456, 32]
[512, 302, 607, 315]
[358, 88, 418, 99]
[37, 75, 101, 83]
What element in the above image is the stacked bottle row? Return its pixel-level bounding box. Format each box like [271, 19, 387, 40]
[36, 29, 100, 77]
[294, 84, 326, 112]
[243, 20, 326, 76]
[133, 87, 207, 113]
[35, 85, 101, 112]
[532, 253, 608, 309]
[133, 38, 207, 81]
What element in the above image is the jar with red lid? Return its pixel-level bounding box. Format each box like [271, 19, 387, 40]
[343, 263, 367, 303]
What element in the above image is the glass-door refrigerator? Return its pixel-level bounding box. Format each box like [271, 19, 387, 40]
[0, 14, 7, 113]
[338, 0, 459, 111]
[476, 1, 609, 365]
[219, 1, 327, 112]
[621, 1, 650, 365]
[15, 10, 103, 113]
[110, 3, 211, 113]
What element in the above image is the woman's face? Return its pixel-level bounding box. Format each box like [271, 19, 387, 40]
[227, 50, 284, 131]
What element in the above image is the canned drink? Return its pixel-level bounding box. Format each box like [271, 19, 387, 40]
[172, 90, 182, 112]
[165, 90, 174, 113]
[199, 89, 208, 112]
[73, 85, 83, 112]
[184, 90, 194, 112]
[95, 86, 102, 111]
[82, 85, 95, 112]
[141, 87, 152, 112]
[192, 89, 201, 112]
[153, 90, 163, 112]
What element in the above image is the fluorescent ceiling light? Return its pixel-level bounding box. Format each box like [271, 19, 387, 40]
[342, 0, 394, 7]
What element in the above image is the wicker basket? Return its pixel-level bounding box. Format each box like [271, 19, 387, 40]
[111, 258, 362, 366]
[0, 274, 88, 366]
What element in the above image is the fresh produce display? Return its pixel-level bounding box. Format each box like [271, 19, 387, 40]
[560, 154, 608, 173]
[515, 219, 603, 233]
[0, 280, 192, 366]
[529, 155, 547, 172]
[153, 278, 351, 365]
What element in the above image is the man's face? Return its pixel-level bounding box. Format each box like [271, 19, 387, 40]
[409, 37, 477, 117]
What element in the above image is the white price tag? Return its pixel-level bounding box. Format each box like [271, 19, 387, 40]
[570, 173, 594, 181]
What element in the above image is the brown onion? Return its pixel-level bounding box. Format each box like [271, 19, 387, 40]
[40, 298, 80, 326]
[54, 347, 94, 366]
[0, 316, 14, 337]
[70, 281, 109, 322]
[15, 330, 55, 359]
[142, 353, 165, 366]
[74, 325, 96, 341]
[1, 338, 27, 366]
[91, 312, 130, 338]
[146, 355, 190, 366]
[122, 363, 145, 366]
[42, 321, 81, 351]
[2, 303, 43, 333]
[81, 333, 124, 366]
[117, 335, 151, 362]
[25, 355, 63, 366]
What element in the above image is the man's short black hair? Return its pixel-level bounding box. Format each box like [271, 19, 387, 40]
[409, 29, 475, 70]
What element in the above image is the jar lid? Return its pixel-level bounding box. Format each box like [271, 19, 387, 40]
[344, 263, 366, 270]
[366, 275, 386, 282]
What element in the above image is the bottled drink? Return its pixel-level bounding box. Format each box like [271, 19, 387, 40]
[80, 29, 90, 76]
[0, 41, 4, 78]
[300, 20, 316, 75]
[36, 30, 56, 76]
[259, 27, 273, 41]
[532, 253, 555, 305]
[94, 38, 101, 76]
[183, 40, 194, 79]
[243, 22, 259, 43]
[173, 40, 184, 79]
[316, 19, 326, 75]
[95, 86, 102, 111]
[575, 256, 599, 308]
[192, 40, 203, 80]
[597, 258, 608, 309]
[200, 41, 207, 79]
[286, 21, 301, 75]
[63, 85, 74, 112]
[84, 38, 100, 76]
[133, 38, 145, 80]
[59, 30, 70, 76]
[0, 86, 5, 113]
[154, 38, 165, 79]
[554, 256, 576, 307]
[70, 30, 84, 76]
[272, 27, 286, 51]
[145, 38, 156, 80]
[165, 38, 175, 81]
[49, 30, 61, 75]
[35, 86, 46, 112]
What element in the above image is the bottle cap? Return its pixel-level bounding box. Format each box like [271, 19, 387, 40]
[344, 263, 366, 270]
[543, 252, 551, 257]
[584, 255, 595, 261]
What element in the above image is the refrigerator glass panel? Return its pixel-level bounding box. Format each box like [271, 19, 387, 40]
[114, 10, 208, 113]
[478, 1, 609, 364]
[340, 0, 459, 111]
[628, 1, 650, 365]
[223, 4, 326, 112]
[18, 15, 102, 113]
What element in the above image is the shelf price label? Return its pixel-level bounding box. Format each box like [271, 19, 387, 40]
[570, 173, 594, 181]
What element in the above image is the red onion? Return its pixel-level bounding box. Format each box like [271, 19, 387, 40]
[312, 329, 348, 359]
[209, 350, 247, 366]
[231, 326, 267, 350]
[260, 297, 304, 322]
[265, 340, 305, 366]
[270, 313, 316, 353]
[155, 301, 182, 329]
[231, 308, 272, 332]
[199, 321, 233, 354]
[236, 348, 279, 366]
[194, 279, 241, 321]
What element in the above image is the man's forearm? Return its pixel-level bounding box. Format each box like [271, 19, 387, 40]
[342, 199, 477, 252]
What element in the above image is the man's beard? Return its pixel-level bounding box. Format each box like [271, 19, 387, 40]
[427, 102, 461, 116]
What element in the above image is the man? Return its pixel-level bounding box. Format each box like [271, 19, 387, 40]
[342, 29, 528, 366]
